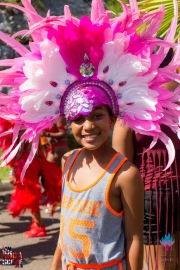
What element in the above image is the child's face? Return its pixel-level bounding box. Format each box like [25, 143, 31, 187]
[70, 106, 116, 150]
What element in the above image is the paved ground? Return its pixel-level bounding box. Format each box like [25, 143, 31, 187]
[0, 181, 60, 270]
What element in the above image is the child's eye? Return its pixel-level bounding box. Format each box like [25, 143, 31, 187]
[94, 114, 103, 119]
[73, 117, 84, 123]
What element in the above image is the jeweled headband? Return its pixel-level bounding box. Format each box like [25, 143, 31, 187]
[0, 0, 180, 179]
[60, 79, 119, 120]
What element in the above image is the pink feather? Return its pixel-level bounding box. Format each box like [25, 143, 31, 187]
[1, 142, 21, 167]
[21, 136, 39, 181]
[164, 0, 178, 42]
[140, 7, 165, 39]
[91, 0, 105, 23]
[129, 0, 139, 14]
[0, 30, 30, 56]
[64, 5, 72, 21]
[12, 30, 28, 39]
[0, 59, 14, 67]
[159, 132, 176, 171]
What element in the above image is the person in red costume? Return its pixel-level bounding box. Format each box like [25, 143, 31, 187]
[0, 117, 68, 237]
[39, 116, 69, 213]
[7, 130, 47, 238]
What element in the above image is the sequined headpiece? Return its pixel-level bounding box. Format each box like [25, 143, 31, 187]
[0, 0, 180, 178]
[60, 79, 119, 120]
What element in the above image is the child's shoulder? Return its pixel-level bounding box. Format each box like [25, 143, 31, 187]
[61, 148, 82, 169]
[116, 160, 143, 190]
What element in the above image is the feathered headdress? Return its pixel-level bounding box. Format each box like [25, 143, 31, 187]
[0, 0, 180, 179]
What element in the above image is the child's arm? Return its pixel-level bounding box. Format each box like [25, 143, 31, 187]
[42, 128, 67, 140]
[118, 162, 144, 270]
[50, 243, 62, 270]
[112, 119, 134, 162]
[50, 151, 72, 270]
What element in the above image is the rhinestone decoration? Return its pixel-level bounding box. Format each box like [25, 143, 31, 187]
[56, 94, 61, 100]
[103, 66, 109, 73]
[65, 80, 70, 85]
[119, 112, 125, 117]
[45, 101, 53, 106]
[80, 54, 95, 78]
[68, 90, 93, 115]
[50, 81, 58, 87]
[117, 93, 122, 99]
[108, 79, 114, 85]
[119, 81, 127, 87]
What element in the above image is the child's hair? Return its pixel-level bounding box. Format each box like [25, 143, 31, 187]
[106, 105, 116, 118]
[152, 37, 174, 68]
[159, 48, 174, 68]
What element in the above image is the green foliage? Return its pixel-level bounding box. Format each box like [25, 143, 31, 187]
[0, 0, 44, 11]
[0, 166, 10, 181]
[0, 0, 22, 4]
[106, 0, 180, 41]
[0, 149, 10, 180]
[105, 0, 129, 15]
[138, 0, 180, 41]
[105, 0, 123, 15]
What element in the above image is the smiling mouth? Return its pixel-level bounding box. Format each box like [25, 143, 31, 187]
[82, 133, 100, 139]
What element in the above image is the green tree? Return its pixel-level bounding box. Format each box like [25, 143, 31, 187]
[138, 0, 180, 41]
[0, 0, 44, 11]
[105, 0, 129, 14]
[106, 0, 180, 41]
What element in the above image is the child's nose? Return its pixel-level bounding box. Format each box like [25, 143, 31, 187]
[84, 120, 94, 130]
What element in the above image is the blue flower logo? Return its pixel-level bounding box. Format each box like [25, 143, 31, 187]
[160, 233, 175, 252]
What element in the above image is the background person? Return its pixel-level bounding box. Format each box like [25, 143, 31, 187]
[39, 117, 69, 213]
[7, 134, 47, 237]
[112, 49, 180, 269]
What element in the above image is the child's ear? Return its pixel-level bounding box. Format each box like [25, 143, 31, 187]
[110, 115, 117, 128]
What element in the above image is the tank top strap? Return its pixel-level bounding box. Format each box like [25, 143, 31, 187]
[63, 148, 82, 178]
[105, 153, 128, 175]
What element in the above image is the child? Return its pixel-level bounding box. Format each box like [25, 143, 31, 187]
[0, 0, 180, 269]
[51, 104, 144, 270]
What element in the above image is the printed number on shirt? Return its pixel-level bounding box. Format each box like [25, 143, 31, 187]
[60, 215, 95, 259]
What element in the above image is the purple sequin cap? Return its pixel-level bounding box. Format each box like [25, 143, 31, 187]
[60, 79, 119, 120]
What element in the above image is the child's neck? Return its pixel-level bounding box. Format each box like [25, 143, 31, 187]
[83, 141, 116, 163]
[68, 142, 117, 190]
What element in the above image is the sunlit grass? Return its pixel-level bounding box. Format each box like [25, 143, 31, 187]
[0, 166, 10, 181]
[0, 148, 10, 181]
